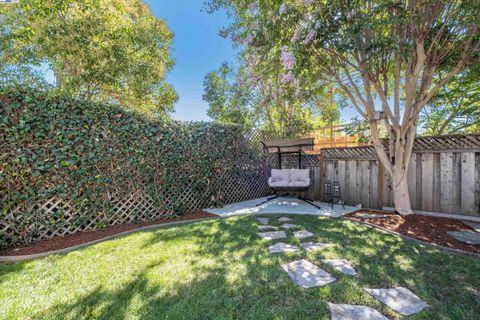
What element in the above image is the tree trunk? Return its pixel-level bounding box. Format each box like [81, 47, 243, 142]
[391, 166, 413, 215]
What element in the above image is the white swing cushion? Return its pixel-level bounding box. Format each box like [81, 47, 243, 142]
[269, 169, 290, 187]
[289, 169, 310, 187]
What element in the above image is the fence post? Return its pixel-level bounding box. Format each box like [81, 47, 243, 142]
[377, 160, 384, 209]
[319, 150, 325, 201]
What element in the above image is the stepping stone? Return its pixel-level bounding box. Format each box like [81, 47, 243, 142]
[293, 230, 314, 239]
[322, 259, 357, 276]
[268, 242, 300, 254]
[328, 302, 389, 320]
[447, 230, 480, 245]
[301, 242, 332, 252]
[365, 287, 428, 316]
[257, 217, 269, 225]
[258, 225, 277, 231]
[257, 231, 286, 240]
[281, 259, 336, 288]
[460, 220, 480, 233]
[357, 213, 387, 219]
[278, 216, 293, 222]
[280, 223, 299, 229]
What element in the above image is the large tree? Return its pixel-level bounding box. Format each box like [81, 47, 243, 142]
[0, 0, 177, 116]
[208, 0, 479, 214]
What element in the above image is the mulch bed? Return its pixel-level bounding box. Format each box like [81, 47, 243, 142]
[347, 210, 480, 254]
[0, 211, 217, 257]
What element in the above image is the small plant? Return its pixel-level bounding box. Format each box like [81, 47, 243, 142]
[95, 222, 107, 229]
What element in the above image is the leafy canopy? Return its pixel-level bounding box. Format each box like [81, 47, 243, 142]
[0, 0, 177, 117]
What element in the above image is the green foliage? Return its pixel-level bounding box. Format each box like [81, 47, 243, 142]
[0, 0, 177, 117]
[0, 88, 259, 247]
[203, 63, 257, 128]
[420, 66, 480, 135]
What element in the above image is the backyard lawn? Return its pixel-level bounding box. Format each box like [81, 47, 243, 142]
[1, 215, 479, 320]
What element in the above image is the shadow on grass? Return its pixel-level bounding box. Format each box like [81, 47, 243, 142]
[13, 214, 480, 319]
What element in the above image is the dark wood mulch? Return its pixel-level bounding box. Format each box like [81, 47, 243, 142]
[347, 210, 480, 254]
[0, 211, 217, 257]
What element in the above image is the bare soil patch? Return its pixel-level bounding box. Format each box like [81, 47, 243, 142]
[0, 211, 217, 257]
[347, 210, 480, 254]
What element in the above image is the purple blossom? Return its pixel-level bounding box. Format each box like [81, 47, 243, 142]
[231, 33, 240, 43]
[302, 0, 313, 5]
[303, 29, 316, 44]
[248, 2, 258, 13]
[281, 46, 295, 70]
[315, 21, 321, 29]
[279, 4, 287, 15]
[243, 34, 255, 45]
[280, 71, 294, 84]
[291, 25, 302, 44]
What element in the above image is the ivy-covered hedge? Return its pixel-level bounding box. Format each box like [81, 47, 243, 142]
[0, 89, 269, 247]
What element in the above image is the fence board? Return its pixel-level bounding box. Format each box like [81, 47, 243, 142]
[461, 153, 476, 215]
[440, 152, 454, 213]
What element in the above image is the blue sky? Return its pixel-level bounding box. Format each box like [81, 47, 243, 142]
[146, 0, 237, 122]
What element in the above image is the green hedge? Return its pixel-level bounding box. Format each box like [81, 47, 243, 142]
[0, 89, 266, 247]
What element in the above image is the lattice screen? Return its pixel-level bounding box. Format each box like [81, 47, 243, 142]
[1, 130, 277, 245]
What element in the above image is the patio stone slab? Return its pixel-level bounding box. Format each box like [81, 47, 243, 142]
[278, 216, 293, 222]
[322, 259, 357, 276]
[280, 223, 299, 229]
[328, 302, 388, 320]
[258, 225, 277, 231]
[268, 242, 300, 254]
[257, 231, 286, 240]
[293, 230, 314, 239]
[447, 230, 480, 245]
[460, 220, 480, 233]
[365, 287, 428, 316]
[281, 259, 336, 288]
[301, 242, 332, 252]
[257, 217, 269, 225]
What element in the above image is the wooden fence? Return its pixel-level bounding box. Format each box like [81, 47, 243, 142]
[316, 135, 480, 217]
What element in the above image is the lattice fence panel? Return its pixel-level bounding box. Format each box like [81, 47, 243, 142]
[2, 129, 279, 245]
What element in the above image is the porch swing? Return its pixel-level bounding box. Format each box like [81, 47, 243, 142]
[256, 137, 321, 209]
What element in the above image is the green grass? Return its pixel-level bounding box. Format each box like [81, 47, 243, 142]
[1, 215, 479, 320]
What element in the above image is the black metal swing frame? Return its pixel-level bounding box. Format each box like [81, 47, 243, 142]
[256, 138, 321, 209]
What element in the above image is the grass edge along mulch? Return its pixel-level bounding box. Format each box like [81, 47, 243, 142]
[346, 210, 480, 254]
[0, 211, 217, 257]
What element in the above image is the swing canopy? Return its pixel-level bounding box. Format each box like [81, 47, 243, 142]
[261, 137, 314, 154]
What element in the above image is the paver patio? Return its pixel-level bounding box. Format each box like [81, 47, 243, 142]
[278, 216, 293, 222]
[257, 217, 269, 225]
[281, 259, 337, 288]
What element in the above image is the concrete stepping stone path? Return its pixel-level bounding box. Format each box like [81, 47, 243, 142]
[257, 231, 286, 240]
[461, 220, 480, 232]
[328, 303, 388, 320]
[268, 242, 300, 254]
[322, 259, 357, 276]
[257, 217, 269, 225]
[365, 287, 428, 316]
[278, 217, 293, 222]
[447, 230, 480, 245]
[281, 259, 336, 288]
[258, 225, 277, 231]
[280, 223, 299, 229]
[293, 230, 314, 239]
[301, 242, 332, 252]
